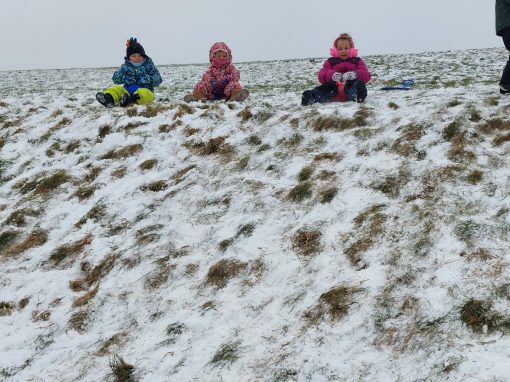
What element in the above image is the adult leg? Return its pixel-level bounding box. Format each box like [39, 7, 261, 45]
[500, 27, 510, 91]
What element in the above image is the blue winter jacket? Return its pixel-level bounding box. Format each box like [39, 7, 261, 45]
[112, 57, 163, 91]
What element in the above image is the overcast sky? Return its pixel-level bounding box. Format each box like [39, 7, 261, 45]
[0, 0, 502, 71]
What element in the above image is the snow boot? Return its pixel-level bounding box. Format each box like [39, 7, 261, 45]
[500, 85, 510, 94]
[230, 88, 250, 102]
[119, 93, 140, 107]
[96, 92, 114, 108]
[301, 90, 315, 106]
[183, 89, 206, 102]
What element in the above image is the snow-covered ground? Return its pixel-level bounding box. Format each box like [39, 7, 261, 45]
[2, 47, 510, 381]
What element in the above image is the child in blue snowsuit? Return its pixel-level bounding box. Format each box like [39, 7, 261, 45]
[96, 37, 163, 107]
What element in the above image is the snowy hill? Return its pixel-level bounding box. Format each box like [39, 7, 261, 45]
[2, 47, 510, 382]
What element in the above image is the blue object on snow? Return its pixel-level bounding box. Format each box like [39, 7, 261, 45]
[381, 79, 415, 91]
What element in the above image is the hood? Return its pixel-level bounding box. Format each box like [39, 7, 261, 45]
[209, 42, 232, 64]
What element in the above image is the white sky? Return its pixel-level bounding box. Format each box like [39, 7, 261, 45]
[0, 0, 502, 71]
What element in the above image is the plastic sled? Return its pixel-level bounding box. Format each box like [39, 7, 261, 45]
[381, 79, 415, 91]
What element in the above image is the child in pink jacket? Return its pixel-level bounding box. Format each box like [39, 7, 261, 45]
[184, 42, 249, 102]
[302, 33, 371, 105]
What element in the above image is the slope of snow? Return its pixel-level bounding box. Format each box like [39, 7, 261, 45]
[1, 48, 510, 381]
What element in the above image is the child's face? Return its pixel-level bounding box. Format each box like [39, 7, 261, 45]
[213, 50, 228, 59]
[336, 39, 351, 59]
[129, 53, 144, 63]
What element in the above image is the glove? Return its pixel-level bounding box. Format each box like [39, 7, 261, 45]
[341, 71, 357, 81]
[332, 72, 343, 82]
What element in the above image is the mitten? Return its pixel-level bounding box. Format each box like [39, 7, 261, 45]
[332, 72, 343, 82]
[341, 71, 357, 81]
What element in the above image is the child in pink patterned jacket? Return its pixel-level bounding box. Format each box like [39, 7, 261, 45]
[184, 42, 249, 102]
[302, 33, 371, 105]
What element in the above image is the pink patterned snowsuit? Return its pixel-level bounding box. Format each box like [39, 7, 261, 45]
[193, 42, 242, 100]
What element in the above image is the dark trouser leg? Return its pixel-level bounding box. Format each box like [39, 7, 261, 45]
[301, 82, 338, 105]
[500, 27, 510, 88]
[344, 80, 367, 103]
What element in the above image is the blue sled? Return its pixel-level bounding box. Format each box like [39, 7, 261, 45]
[381, 79, 415, 91]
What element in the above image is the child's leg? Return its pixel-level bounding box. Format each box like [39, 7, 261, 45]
[224, 82, 249, 101]
[500, 27, 510, 89]
[104, 85, 129, 104]
[133, 88, 154, 105]
[193, 81, 213, 100]
[343, 81, 367, 103]
[302, 82, 338, 105]
[224, 82, 241, 98]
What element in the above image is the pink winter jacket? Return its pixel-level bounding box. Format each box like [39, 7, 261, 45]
[201, 42, 240, 87]
[318, 57, 371, 84]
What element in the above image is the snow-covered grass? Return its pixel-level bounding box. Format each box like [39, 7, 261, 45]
[2, 47, 510, 381]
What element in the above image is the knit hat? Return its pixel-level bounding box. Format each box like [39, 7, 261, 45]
[330, 33, 358, 59]
[209, 42, 232, 63]
[125, 37, 146, 59]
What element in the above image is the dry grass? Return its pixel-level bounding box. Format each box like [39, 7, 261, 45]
[75, 204, 106, 227]
[32, 309, 51, 322]
[466, 170, 483, 184]
[206, 258, 248, 288]
[67, 309, 89, 333]
[72, 285, 99, 308]
[2, 229, 48, 257]
[140, 180, 167, 192]
[344, 205, 387, 266]
[0, 301, 15, 316]
[185, 136, 236, 158]
[304, 285, 363, 325]
[297, 166, 313, 182]
[173, 104, 194, 120]
[96, 332, 127, 357]
[98, 125, 112, 138]
[83, 166, 103, 182]
[391, 123, 426, 157]
[109, 354, 136, 382]
[287, 181, 313, 202]
[493, 132, 510, 146]
[460, 298, 497, 333]
[312, 107, 371, 132]
[159, 120, 182, 133]
[15, 170, 71, 196]
[73, 185, 96, 201]
[69, 255, 116, 292]
[145, 257, 175, 290]
[292, 228, 322, 257]
[140, 103, 171, 118]
[100, 144, 143, 160]
[480, 118, 510, 133]
[208, 341, 241, 368]
[47, 234, 92, 268]
[111, 166, 127, 179]
[319, 186, 338, 203]
[238, 107, 253, 122]
[313, 152, 342, 162]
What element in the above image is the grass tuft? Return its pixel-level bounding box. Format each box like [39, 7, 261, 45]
[206, 258, 248, 288]
[319, 186, 338, 203]
[0, 301, 15, 316]
[304, 285, 363, 325]
[237, 107, 253, 122]
[292, 228, 322, 257]
[100, 144, 143, 160]
[297, 166, 313, 182]
[48, 234, 92, 268]
[109, 354, 136, 382]
[2, 229, 48, 257]
[287, 181, 313, 202]
[209, 341, 241, 368]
